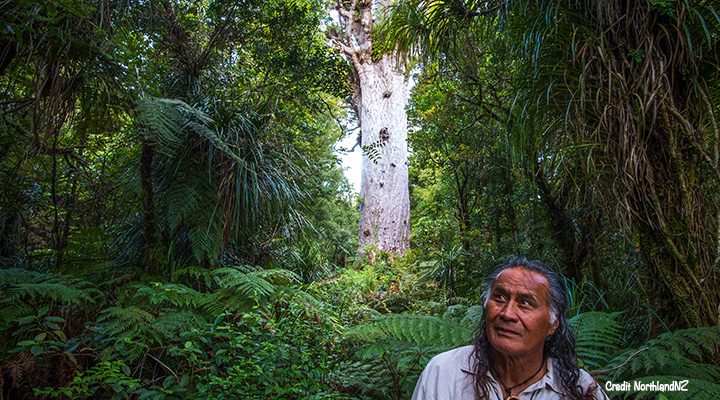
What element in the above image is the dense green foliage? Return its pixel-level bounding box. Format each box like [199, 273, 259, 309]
[1, 0, 719, 399]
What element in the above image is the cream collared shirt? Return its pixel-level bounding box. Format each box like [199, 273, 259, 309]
[411, 345, 609, 400]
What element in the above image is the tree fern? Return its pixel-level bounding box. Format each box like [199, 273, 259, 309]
[93, 306, 154, 360]
[569, 311, 623, 371]
[152, 310, 208, 342]
[211, 266, 299, 299]
[0, 269, 103, 330]
[617, 375, 720, 400]
[134, 96, 313, 266]
[171, 266, 215, 289]
[135, 98, 188, 153]
[128, 282, 209, 309]
[333, 358, 395, 398]
[94, 306, 154, 342]
[346, 314, 473, 349]
[603, 325, 720, 382]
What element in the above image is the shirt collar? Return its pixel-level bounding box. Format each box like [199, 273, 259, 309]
[485, 358, 564, 395]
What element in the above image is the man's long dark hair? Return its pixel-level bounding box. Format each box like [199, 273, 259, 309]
[468, 256, 592, 400]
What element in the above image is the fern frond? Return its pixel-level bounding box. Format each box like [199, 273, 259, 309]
[569, 311, 623, 371]
[604, 325, 720, 383]
[333, 359, 393, 398]
[212, 267, 276, 298]
[163, 180, 204, 232]
[135, 98, 187, 152]
[202, 288, 253, 313]
[346, 314, 473, 348]
[249, 268, 301, 285]
[620, 375, 720, 400]
[128, 282, 208, 309]
[153, 310, 208, 341]
[0, 268, 43, 284]
[0, 270, 103, 306]
[171, 266, 214, 288]
[94, 306, 153, 341]
[188, 223, 223, 263]
[461, 305, 483, 328]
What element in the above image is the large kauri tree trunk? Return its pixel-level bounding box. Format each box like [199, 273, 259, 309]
[335, 0, 410, 256]
[356, 56, 410, 254]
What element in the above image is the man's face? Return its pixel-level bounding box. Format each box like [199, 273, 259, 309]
[485, 267, 559, 358]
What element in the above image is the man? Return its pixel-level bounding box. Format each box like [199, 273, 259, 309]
[411, 256, 608, 400]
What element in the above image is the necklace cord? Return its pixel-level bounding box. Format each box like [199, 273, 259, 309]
[491, 359, 546, 398]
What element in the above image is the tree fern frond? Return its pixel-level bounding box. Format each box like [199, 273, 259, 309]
[461, 305, 484, 328]
[249, 268, 301, 285]
[604, 325, 720, 382]
[0, 269, 103, 307]
[346, 314, 473, 348]
[569, 311, 623, 371]
[164, 181, 204, 232]
[202, 288, 254, 313]
[128, 282, 208, 309]
[135, 98, 187, 152]
[620, 375, 720, 400]
[171, 266, 214, 288]
[94, 306, 153, 342]
[333, 359, 393, 398]
[211, 267, 277, 300]
[0, 268, 43, 284]
[153, 310, 208, 341]
[188, 224, 222, 263]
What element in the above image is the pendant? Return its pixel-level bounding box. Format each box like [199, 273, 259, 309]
[506, 396, 521, 400]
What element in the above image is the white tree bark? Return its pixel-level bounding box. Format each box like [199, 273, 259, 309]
[334, 0, 410, 255]
[356, 56, 410, 254]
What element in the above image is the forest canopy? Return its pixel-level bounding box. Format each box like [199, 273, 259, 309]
[1, 0, 719, 399]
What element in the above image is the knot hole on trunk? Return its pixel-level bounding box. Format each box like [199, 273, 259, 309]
[379, 127, 389, 141]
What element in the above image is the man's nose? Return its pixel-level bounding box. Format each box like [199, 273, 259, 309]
[499, 301, 519, 321]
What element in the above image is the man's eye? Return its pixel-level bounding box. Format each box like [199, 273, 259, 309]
[493, 294, 506, 302]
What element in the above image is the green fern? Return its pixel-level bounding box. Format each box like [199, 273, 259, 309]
[604, 325, 720, 382]
[334, 359, 394, 398]
[0, 269, 103, 330]
[615, 375, 720, 400]
[212, 266, 299, 299]
[95, 305, 153, 341]
[441, 303, 484, 328]
[93, 305, 154, 360]
[346, 314, 473, 348]
[128, 282, 210, 308]
[569, 311, 623, 371]
[135, 98, 188, 152]
[153, 310, 208, 342]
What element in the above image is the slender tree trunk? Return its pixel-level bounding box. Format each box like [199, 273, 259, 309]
[140, 140, 158, 269]
[533, 163, 582, 281]
[454, 168, 472, 252]
[55, 170, 78, 271]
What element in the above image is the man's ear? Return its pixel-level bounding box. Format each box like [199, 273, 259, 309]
[548, 318, 559, 336]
